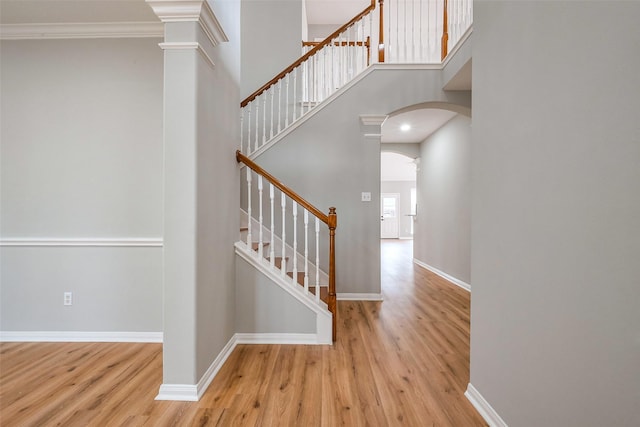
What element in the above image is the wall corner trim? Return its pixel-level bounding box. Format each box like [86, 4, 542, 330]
[413, 259, 470, 292]
[465, 383, 509, 427]
[337, 293, 384, 301]
[156, 334, 238, 401]
[360, 114, 388, 127]
[146, 0, 228, 47]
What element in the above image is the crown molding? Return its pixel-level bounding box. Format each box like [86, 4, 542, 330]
[360, 114, 388, 127]
[0, 22, 163, 40]
[159, 41, 215, 69]
[146, 0, 228, 47]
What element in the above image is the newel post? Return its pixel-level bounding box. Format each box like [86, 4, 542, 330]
[441, 0, 449, 60]
[328, 207, 338, 342]
[378, 0, 385, 62]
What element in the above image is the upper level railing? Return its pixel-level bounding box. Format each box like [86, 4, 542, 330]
[239, 0, 472, 156]
[236, 150, 338, 341]
[240, 0, 377, 156]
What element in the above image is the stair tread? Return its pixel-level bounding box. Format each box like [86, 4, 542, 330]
[266, 256, 289, 270]
[251, 242, 270, 251]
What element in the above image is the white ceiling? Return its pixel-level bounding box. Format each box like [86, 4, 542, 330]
[305, 0, 369, 25]
[0, 0, 159, 24]
[0, 0, 368, 26]
[382, 108, 458, 143]
[381, 152, 416, 181]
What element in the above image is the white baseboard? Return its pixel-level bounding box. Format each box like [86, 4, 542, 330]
[413, 259, 471, 292]
[155, 384, 199, 401]
[0, 331, 163, 343]
[337, 293, 384, 301]
[195, 334, 238, 400]
[235, 333, 322, 345]
[465, 383, 509, 427]
[156, 334, 239, 401]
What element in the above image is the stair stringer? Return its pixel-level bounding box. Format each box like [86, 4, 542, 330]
[235, 241, 332, 345]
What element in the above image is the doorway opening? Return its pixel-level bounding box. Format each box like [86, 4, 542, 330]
[380, 152, 417, 241]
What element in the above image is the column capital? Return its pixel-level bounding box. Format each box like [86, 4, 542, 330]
[146, 0, 228, 46]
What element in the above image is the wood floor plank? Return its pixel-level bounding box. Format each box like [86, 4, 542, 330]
[0, 240, 486, 426]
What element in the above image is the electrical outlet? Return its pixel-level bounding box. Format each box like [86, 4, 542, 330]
[64, 292, 73, 306]
[361, 192, 372, 202]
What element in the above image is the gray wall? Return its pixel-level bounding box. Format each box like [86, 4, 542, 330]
[414, 114, 471, 284]
[195, 0, 241, 381]
[380, 180, 415, 239]
[241, 0, 304, 99]
[0, 38, 163, 332]
[255, 67, 471, 295]
[471, 1, 640, 425]
[307, 24, 339, 41]
[235, 256, 316, 333]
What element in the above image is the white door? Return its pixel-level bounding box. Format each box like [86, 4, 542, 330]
[381, 193, 400, 238]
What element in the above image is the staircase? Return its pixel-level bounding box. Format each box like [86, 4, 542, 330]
[235, 0, 472, 344]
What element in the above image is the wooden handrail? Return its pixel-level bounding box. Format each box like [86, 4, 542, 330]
[241, 0, 376, 108]
[236, 150, 329, 224]
[237, 149, 338, 342]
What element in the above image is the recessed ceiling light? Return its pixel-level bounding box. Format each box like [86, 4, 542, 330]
[400, 124, 411, 132]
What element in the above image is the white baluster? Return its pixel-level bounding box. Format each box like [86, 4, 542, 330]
[346, 27, 351, 81]
[293, 67, 297, 121]
[269, 184, 275, 267]
[258, 175, 264, 258]
[285, 73, 290, 127]
[418, 0, 425, 62]
[404, 0, 408, 62]
[246, 105, 251, 155]
[240, 108, 244, 153]
[281, 193, 287, 276]
[411, 0, 416, 62]
[315, 217, 320, 302]
[262, 92, 266, 145]
[338, 32, 343, 88]
[246, 168, 252, 248]
[304, 209, 309, 293]
[303, 59, 308, 113]
[277, 80, 282, 134]
[270, 86, 275, 139]
[254, 99, 259, 152]
[292, 201, 298, 286]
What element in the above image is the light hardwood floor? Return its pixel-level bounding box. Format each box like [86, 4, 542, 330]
[0, 240, 485, 426]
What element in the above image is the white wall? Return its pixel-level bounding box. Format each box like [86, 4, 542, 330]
[471, 1, 640, 425]
[414, 114, 471, 285]
[0, 38, 163, 333]
[241, 0, 304, 99]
